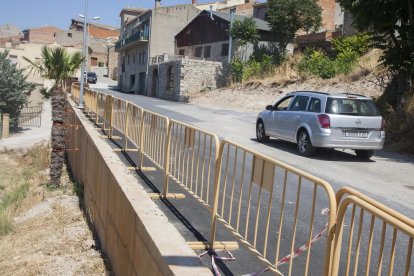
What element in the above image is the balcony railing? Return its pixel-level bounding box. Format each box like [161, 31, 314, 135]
[115, 30, 149, 50]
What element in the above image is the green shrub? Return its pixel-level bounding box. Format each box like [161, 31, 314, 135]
[231, 54, 275, 82]
[332, 33, 370, 56]
[243, 54, 274, 80]
[299, 34, 370, 79]
[230, 58, 244, 83]
[298, 49, 338, 79]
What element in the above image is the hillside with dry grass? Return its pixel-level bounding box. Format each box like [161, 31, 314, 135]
[190, 49, 388, 112]
[0, 144, 109, 275]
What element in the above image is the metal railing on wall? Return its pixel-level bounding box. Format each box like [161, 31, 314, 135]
[18, 106, 43, 128]
[69, 84, 414, 276]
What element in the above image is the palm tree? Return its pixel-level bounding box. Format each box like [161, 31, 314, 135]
[24, 46, 83, 187]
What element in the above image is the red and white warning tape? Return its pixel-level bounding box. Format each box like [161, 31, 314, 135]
[198, 250, 236, 276]
[200, 208, 331, 276]
[276, 208, 330, 266]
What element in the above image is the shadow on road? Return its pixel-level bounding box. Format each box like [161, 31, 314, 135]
[250, 138, 377, 163]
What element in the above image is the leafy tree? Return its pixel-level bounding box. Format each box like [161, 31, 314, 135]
[337, 0, 414, 105]
[24, 46, 83, 187]
[266, 0, 322, 59]
[228, 17, 260, 61]
[0, 50, 35, 128]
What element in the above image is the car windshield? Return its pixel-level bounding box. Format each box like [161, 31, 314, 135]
[87, 72, 96, 77]
[325, 97, 381, 116]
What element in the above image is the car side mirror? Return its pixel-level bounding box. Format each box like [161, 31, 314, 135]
[266, 105, 274, 111]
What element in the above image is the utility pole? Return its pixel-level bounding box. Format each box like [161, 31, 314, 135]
[228, 10, 234, 64]
[79, 0, 88, 109]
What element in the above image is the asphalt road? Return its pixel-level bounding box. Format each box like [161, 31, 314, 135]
[95, 87, 414, 217]
[91, 84, 414, 275]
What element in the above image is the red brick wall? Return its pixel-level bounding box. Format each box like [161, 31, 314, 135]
[88, 25, 119, 39]
[26, 26, 62, 44]
[0, 35, 20, 46]
[318, 0, 335, 32]
[218, 3, 255, 17]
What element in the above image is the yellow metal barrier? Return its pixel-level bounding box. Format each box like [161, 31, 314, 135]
[72, 83, 80, 103]
[332, 188, 414, 276]
[164, 119, 220, 204]
[331, 195, 414, 276]
[111, 97, 128, 138]
[96, 92, 107, 125]
[210, 139, 337, 275]
[103, 94, 113, 135]
[83, 88, 97, 119]
[124, 103, 143, 151]
[139, 109, 169, 172]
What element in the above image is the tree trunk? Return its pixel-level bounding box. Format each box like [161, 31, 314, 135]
[49, 87, 67, 187]
[396, 70, 412, 111]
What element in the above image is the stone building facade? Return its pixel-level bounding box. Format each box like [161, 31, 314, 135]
[147, 58, 227, 102]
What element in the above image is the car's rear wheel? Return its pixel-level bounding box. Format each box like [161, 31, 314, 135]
[297, 130, 315, 156]
[355, 150, 374, 160]
[256, 120, 269, 142]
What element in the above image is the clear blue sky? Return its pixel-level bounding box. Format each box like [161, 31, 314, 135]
[0, 0, 212, 31]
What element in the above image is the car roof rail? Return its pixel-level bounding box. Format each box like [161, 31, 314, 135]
[332, 92, 367, 97]
[289, 90, 330, 96]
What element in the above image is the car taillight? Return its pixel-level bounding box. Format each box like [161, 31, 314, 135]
[381, 118, 385, 130]
[317, 114, 330, 129]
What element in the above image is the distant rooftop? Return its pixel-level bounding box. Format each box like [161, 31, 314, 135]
[0, 24, 20, 38]
[23, 25, 63, 32]
[119, 7, 148, 17]
[71, 19, 119, 31]
[211, 11, 270, 31]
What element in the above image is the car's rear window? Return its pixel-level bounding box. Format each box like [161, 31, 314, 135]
[325, 97, 381, 116]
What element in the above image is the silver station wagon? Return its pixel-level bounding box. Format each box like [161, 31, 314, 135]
[256, 91, 385, 159]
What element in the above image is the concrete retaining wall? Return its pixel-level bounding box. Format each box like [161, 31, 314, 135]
[65, 99, 211, 275]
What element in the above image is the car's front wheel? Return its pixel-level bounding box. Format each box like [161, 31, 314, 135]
[256, 120, 269, 142]
[297, 130, 315, 156]
[355, 150, 374, 160]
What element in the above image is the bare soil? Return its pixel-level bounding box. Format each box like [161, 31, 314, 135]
[190, 50, 388, 112]
[0, 145, 109, 276]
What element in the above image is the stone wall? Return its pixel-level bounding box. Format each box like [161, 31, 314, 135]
[147, 58, 227, 102]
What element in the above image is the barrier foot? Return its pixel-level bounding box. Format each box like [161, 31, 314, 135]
[149, 193, 186, 199]
[113, 148, 139, 152]
[100, 135, 122, 140]
[187, 241, 239, 250]
[128, 166, 156, 172]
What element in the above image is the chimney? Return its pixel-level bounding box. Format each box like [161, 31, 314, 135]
[155, 0, 161, 8]
[209, 5, 214, 20]
[192, 0, 197, 5]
